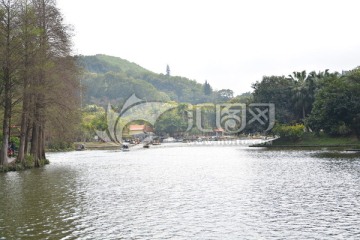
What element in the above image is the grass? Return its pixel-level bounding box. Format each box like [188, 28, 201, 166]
[313, 151, 360, 159]
[74, 141, 120, 150]
[254, 132, 360, 148]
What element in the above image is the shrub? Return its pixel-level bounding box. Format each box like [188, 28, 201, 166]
[329, 122, 352, 137]
[272, 124, 305, 141]
[24, 155, 35, 168]
[47, 141, 74, 151]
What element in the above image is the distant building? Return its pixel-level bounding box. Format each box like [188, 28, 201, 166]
[214, 128, 224, 137]
[128, 124, 153, 136]
[342, 69, 358, 75]
[342, 70, 350, 75]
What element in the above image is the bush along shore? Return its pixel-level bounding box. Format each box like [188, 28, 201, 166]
[251, 132, 360, 149]
[0, 155, 50, 173]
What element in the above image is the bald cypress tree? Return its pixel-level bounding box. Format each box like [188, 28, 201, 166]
[0, 0, 21, 165]
[0, 0, 80, 167]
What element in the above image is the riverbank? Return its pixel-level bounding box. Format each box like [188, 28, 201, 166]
[0, 157, 49, 173]
[76, 138, 276, 151]
[251, 133, 360, 149]
[74, 142, 120, 150]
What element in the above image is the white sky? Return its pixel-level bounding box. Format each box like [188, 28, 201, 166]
[57, 0, 360, 94]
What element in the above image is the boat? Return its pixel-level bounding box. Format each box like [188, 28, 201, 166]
[163, 137, 176, 143]
[121, 143, 130, 152]
[76, 144, 86, 151]
[345, 149, 360, 152]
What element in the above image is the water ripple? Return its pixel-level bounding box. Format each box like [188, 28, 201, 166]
[0, 147, 359, 239]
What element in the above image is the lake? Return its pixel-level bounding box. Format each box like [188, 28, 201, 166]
[1, 144, 360, 239]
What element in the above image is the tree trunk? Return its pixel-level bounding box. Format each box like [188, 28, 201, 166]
[40, 126, 46, 160]
[24, 120, 32, 155]
[17, 97, 29, 163]
[0, 1, 11, 165]
[8, 104, 12, 143]
[1, 70, 11, 165]
[302, 106, 306, 120]
[31, 121, 40, 167]
[17, 1, 31, 164]
[0, 106, 10, 165]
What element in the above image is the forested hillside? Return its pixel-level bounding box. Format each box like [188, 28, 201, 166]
[78, 55, 232, 105]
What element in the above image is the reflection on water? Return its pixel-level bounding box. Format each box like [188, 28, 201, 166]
[1, 145, 360, 239]
[0, 166, 80, 239]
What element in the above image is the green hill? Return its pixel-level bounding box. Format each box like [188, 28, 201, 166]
[78, 54, 217, 106]
[80, 54, 149, 74]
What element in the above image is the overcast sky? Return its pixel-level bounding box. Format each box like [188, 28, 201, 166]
[57, 0, 360, 94]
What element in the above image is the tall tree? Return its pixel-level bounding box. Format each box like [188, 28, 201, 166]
[0, 0, 21, 165]
[217, 89, 234, 102]
[17, 0, 38, 163]
[0, 0, 80, 166]
[252, 76, 296, 123]
[27, 0, 75, 165]
[308, 68, 360, 139]
[288, 71, 313, 120]
[203, 80, 212, 95]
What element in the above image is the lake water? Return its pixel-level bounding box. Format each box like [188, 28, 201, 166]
[1, 144, 360, 239]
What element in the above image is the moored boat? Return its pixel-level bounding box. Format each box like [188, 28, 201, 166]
[76, 144, 86, 151]
[121, 143, 130, 151]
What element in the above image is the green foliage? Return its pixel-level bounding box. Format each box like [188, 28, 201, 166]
[272, 124, 305, 141]
[81, 71, 170, 106]
[78, 55, 226, 105]
[203, 81, 213, 95]
[271, 132, 360, 147]
[0, 164, 8, 172]
[0, 154, 49, 173]
[91, 113, 107, 131]
[77, 57, 360, 141]
[83, 104, 104, 113]
[307, 69, 360, 139]
[24, 155, 35, 168]
[154, 104, 189, 136]
[80, 105, 108, 141]
[10, 137, 19, 150]
[289, 71, 318, 119]
[47, 141, 74, 151]
[79, 54, 147, 74]
[216, 89, 234, 102]
[230, 92, 252, 104]
[252, 75, 297, 123]
[23, 155, 49, 168]
[250, 68, 360, 140]
[0, 0, 80, 166]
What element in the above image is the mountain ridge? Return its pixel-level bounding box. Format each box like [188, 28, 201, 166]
[78, 54, 224, 106]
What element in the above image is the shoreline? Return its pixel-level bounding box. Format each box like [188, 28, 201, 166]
[72, 134, 360, 151]
[76, 139, 275, 151]
[250, 133, 360, 149]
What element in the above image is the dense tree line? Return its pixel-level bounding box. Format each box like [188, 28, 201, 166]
[307, 69, 360, 138]
[251, 68, 360, 139]
[80, 56, 360, 140]
[0, 0, 80, 167]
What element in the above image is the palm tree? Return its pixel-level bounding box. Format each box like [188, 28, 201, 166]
[288, 71, 312, 120]
[289, 70, 334, 121]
